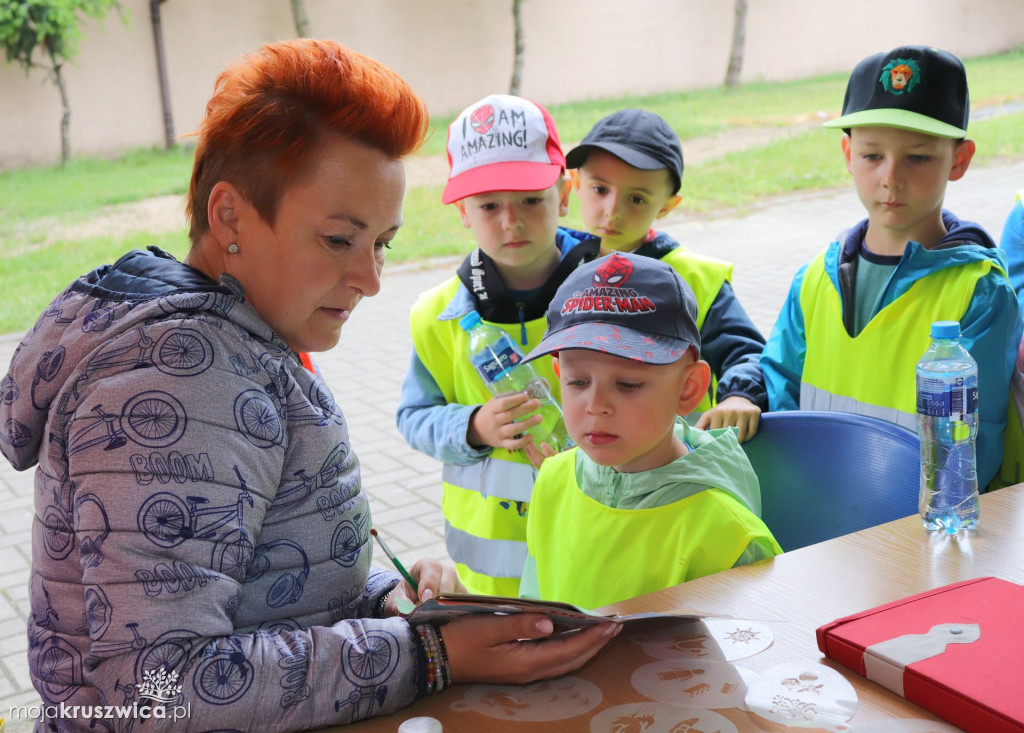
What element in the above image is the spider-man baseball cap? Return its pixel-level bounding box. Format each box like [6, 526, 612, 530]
[442, 94, 566, 204]
[524, 251, 700, 366]
[823, 45, 969, 138]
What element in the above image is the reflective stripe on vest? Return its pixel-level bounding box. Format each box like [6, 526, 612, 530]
[660, 247, 733, 416]
[444, 520, 527, 578]
[527, 449, 779, 609]
[442, 459, 537, 502]
[799, 251, 993, 428]
[800, 383, 917, 431]
[410, 278, 557, 591]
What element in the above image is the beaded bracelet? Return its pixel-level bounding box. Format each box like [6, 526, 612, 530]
[415, 624, 451, 694]
[415, 625, 438, 692]
[426, 625, 446, 694]
[434, 626, 452, 688]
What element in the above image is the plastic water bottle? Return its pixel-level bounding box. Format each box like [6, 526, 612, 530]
[916, 320, 980, 534]
[459, 311, 570, 451]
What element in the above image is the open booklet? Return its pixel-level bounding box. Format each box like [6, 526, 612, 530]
[397, 592, 712, 631]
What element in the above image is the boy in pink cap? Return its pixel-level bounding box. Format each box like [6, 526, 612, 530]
[396, 94, 601, 596]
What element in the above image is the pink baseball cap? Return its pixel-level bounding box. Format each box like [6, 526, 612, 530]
[442, 94, 566, 205]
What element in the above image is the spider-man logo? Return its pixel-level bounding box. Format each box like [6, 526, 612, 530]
[470, 104, 495, 135]
[593, 254, 634, 288]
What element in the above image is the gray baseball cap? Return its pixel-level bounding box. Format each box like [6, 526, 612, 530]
[524, 252, 700, 365]
[566, 109, 684, 193]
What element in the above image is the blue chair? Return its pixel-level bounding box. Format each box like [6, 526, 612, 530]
[742, 411, 920, 551]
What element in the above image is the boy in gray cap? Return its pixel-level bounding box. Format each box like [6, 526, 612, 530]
[519, 252, 781, 609]
[568, 109, 766, 442]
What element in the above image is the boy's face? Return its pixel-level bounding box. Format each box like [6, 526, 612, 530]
[842, 126, 974, 250]
[556, 348, 710, 473]
[573, 150, 681, 253]
[455, 180, 570, 288]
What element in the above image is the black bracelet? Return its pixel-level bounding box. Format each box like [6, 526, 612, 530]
[376, 588, 393, 618]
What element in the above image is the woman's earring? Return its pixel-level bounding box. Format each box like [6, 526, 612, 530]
[227, 243, 240, 254]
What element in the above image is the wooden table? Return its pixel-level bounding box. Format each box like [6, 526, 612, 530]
[340, 484, 1024, 732]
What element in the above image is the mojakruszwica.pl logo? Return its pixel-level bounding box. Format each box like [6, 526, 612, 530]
[7, 668, 192, 724]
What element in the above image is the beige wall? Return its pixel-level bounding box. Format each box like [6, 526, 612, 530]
[2, 0, 1023, 169]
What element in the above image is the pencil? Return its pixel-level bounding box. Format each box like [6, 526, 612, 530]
[370, 528, 419, 592]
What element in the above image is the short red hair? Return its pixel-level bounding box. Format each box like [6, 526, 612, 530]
[186, 39, 429, 243]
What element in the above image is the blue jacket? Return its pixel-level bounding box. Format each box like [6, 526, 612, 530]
[638, 231, 767, 409]
[397, 228, 595, 463]
[998, 192, 1024, 311]
[763, 211, 1023, 488]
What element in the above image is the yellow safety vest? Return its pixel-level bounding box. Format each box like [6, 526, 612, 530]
[799, 252, 994, 432]
[527, 448, 780, 610]
[410, 277, 560, 596]
[658, 247, 733, 415]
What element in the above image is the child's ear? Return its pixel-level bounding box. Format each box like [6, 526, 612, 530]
[656, 194, 683, 220]
[552, 355, 560, 379]
[569, 168, 581, 191]
[948, 139, 976, 182]
[454, 200, 472, 229]
[841, 133, 854, 174]
[677, 357, 712, 416]
[557, 176, 572, 216]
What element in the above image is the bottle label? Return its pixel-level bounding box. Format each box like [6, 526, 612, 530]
[916, 377, 978, 419]
[470, 334, 523, 385]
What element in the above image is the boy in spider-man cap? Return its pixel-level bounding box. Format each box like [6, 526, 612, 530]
[397, 94, 600, 596]
[519, 251, 781, 609]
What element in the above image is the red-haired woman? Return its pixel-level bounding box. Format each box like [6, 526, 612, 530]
[2, 39, 616, 731]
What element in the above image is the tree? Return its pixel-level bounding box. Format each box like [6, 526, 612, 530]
[0, 0, 123, 165]
[289, 0, 310, 38]
[508, 0, 524, 95]
[724, 0, 748, 89]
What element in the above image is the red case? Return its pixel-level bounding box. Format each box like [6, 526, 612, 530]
[816, 576, 1024, 733]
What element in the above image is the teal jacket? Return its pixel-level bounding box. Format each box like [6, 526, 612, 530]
[763, 212, 1023, 488]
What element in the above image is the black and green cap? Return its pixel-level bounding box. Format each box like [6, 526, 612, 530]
[823, 45, 969, 138]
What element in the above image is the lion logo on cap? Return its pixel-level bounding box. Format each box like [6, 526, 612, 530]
[593, 254, 634, 288]
[470, 104, 495, 135]
[879, 58, 921, 95]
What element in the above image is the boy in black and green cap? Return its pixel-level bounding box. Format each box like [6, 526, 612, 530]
[762, 45, 1022, 490]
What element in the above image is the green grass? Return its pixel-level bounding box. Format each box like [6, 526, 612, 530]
[391, 184, 475, 263]
[419, 74, 850, 158]
[3, 46, 1024, 335]
[0, 144, 194, 223]
[418, 46, 1024, 157]
[0, 230, 192, 334]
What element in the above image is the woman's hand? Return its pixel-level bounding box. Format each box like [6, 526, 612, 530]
[467, 393, 544, 450]
[695, 395, 762, 443]
[440, 613, 620, 684]
[385, 559, 464, 616]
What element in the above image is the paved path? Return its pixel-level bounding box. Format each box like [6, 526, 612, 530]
[1, 158, 1022, 727]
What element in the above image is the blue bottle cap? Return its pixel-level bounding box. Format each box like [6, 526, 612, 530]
[458, 311, 482, 332]
[931, 321, 961, 339]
